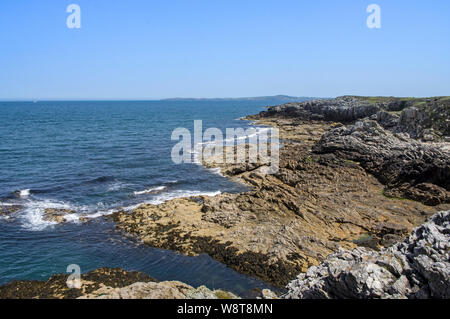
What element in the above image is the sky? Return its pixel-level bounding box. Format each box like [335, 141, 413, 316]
[0, 0, 449, 100]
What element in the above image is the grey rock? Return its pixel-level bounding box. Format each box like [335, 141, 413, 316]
[313, 119, 450, 205]
[284, 211, 450, 299]
[259, 96, 380, 122]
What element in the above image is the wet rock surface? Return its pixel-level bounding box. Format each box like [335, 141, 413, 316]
[0, 205, 21, 216]
[42, 208, 78, 224]
[0, 267, 238, 299]
[284, 211, 450, 299]
[0, 268, 156, 299]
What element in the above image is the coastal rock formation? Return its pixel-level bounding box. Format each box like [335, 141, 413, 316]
[284, 211, 450, 299]
[314, 119, 450, 205]
[112, 110, 447, 287]
[0, 268, 156, 299]
[259, 96, 381, 122]
[2, 96, 448, 298]
[0, 267, 238, 299]
[79, 282, 239, 299]
[258, 96, 450, 141]
[255, 96, 450, 205]
[109, 96, 448, 288]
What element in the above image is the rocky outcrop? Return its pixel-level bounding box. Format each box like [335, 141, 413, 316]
[0, 268, 156, 299]
[43, 208, 78, 223]
[0, 267, 238, 299]
[256, 96, 450, 141]
[253, 96, 450, 205]
[258, 96, 380, 122]
[79, 281, 239, 299]
[111, 116, 446, 287]
[314, 119, 450, 205]
[108, 96, 448, 289]
[284, 211, 450, 299]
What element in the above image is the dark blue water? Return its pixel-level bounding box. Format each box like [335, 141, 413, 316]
[0, 99, 307, 296]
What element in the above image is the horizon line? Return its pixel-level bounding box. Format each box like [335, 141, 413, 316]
[0, 95, 326, 102]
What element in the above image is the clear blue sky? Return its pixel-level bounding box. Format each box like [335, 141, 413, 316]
[0, 0, 449, 100]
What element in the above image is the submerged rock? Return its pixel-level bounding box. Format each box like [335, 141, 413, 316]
[43, 208, 78, 224]
[0, 205, 21, 216]
[284, 211, 450, 299]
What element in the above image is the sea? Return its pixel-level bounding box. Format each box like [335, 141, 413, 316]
[0, 98, 309, 296]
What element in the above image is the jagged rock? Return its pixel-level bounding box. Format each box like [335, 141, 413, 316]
[284, 211, 450, 299]
[314, 119, 450, 205]
[259, 289, 279, 299]
[376, 110, 399, 129]
[258, 96, 380, 122]
[79, 282, 239, 299]
[254, 96, 450, 141]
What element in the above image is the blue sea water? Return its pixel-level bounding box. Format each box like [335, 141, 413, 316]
[0, 99, 307, 296]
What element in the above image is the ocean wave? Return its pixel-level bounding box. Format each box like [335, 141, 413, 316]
[208, 168, 223, 176]
[18, 189, 31, 197]
[107, 181, 134, 192]
[4, 187, 221, 231]
[85, 176, 115, 184]
[19, 199, 80, 231]
[124, 189, 222, 210]
[148, 189, 222, 205]
[133, 186, 167, 196]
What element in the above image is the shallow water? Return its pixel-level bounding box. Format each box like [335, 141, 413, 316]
[0, 99, 307, 295]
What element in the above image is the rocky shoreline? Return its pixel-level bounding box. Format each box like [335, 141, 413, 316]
[110, 96, 449, 289]
[284, 210, 450, 299]
[0, 268, 240, 299]
[1, 96, 449, 299]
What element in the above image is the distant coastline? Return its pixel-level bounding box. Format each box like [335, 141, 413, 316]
[0, 95, 322, 103]
[161, 95, 322, 102]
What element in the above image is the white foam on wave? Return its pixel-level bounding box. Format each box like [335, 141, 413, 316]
[133, 186, 167, 196]
[19, 199, 75, 231]
[19, 199, 94, 231]
[209, 167, 223, 176]
[107, 181, 133, 192]
[123, 189, 222, 211]
[0, 202, 15, 206]
[148, 189, 222, 205]
[19, 189, 31, 197]
[6, 187, 222, 230]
